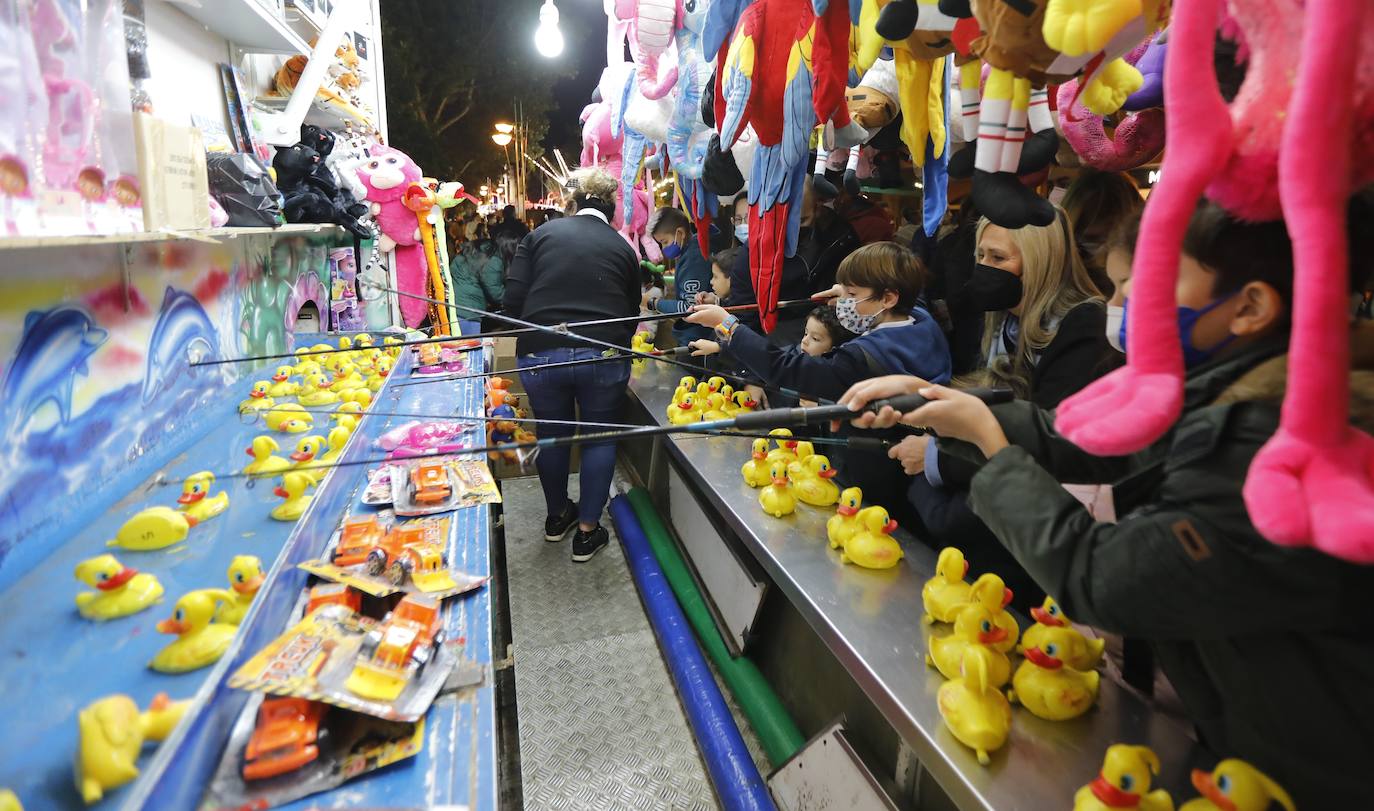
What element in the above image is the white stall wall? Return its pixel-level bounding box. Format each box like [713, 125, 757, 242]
[145, 0, 235, 127]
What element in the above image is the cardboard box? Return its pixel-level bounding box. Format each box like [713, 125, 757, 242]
[133, 113, 210, 231]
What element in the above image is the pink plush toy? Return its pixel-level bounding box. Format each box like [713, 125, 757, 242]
[356, 145, 427, 327]
[1056, 0, 1374, 562]
[1056, 42, 1164, 173]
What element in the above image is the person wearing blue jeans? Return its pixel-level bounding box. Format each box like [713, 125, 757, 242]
[501, 168, 641, 561]
[517, 348, 631, 557]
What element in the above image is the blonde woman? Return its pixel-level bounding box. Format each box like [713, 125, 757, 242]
[962, 207, 1110, 407]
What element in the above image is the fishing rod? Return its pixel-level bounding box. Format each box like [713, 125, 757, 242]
[267, 405, 879, 449]
[392, 346, 694, 388]
[186, 390, 1010, 485]
[192, 298, 821, 369]
[359, 278, 830, 404]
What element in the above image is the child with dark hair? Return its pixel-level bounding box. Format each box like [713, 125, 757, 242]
[838, 195, 1374, 808]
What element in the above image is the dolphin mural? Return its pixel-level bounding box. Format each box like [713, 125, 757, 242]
[0, 306, 108, 438]
[140, 286, 217, 402]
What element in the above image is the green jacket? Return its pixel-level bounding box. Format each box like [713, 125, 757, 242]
[950, 336, 1374, 807]
[449, 243, 505, 314]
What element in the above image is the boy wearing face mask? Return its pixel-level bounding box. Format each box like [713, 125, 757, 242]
[644, 207, 714, 344]
[688, 241, 951, 513]
[838, 197, 1374, 809]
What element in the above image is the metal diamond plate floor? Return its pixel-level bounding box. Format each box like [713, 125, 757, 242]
[503, 475, 763, 810]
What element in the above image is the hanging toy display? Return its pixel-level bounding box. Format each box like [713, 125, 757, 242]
[355, 145, 429, 328]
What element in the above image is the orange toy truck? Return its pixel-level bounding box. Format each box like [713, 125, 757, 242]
[344, 595, 444, 700]
[241, 697, 327, 781]
[409, 463, 451, 505]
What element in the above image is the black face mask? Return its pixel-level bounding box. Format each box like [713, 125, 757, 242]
[966, 264, 1024, 312]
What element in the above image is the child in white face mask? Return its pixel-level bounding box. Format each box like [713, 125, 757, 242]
[1103, 212, 1142, 354]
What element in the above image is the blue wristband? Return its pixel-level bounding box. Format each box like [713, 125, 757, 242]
[715, 314, 740, 342]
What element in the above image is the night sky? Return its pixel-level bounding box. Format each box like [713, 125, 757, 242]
[540, 0, 617, 159]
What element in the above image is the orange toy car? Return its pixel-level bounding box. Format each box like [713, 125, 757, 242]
[345, 595, 444, 700]
[331, 515, 386, 567]
[241, 697, 327, 781]
[416, 343, 443, 367]
[409, 463, 452, 505]
[306, 583, 362, 616]
[365, 526, 450, 588]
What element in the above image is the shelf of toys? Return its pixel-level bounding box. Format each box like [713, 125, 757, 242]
[620, 360, 1211, 811]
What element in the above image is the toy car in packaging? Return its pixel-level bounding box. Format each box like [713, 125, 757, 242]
[300, 516, 488, 599]
[361, 465, 395, 506]
[345, 595, 444, 702]
[391, 459, 461, 516]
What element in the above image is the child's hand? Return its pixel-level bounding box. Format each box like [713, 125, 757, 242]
[902, 385, 1009, 458]
[695, 292, 720, 305]
[689, 339, 721, 357]
[836, 375, 928, 430]
[814, 283, 844, 305]
[799, 398, 817, 408]
[685, 304, 729, 328]
[888, 435, 929, 475]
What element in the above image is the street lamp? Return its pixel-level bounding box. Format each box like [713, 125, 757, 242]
[494, 123, 514, 135]
[491, 132, 513, 147]
[533, 0, 563, 58]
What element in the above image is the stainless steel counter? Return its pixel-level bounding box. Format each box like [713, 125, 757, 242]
[626, 362, 1207, 811]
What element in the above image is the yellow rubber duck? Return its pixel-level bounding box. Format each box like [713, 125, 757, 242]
[263, 402, 313, 432]
[827, 487, 864, 549]
[105, 507, 190, 551]
[242, 435, 291, 477]
[927, 600, 1013, 686]
[271, 472, 314, 521]
[670, 384, 691, 409]
[1075, 744, 1175, 811]
[74, 554, 163, 620]
[354, 332, 374, 347]
[339, 386, 373, 409]
[333, 400, 363, 422]
[383, 335, 404, 357]
[1008, 625, 1100, 720]
[731, 390, 758, 414]
[758, 460, 796, 518]
[967, 573, 1019, 652]
[678, 375, 697, 392]
[0, 789, 19, 811]
[668, 392, 703, 425]
[793, 454, 839, 507]
[334, 414, 359, 435]
[1181, 760, 1293, 811]
[238, 381, 275, 413]
[785, 441, 815, 480]
[1020, 596, 1105, 671]
[293, 358, 322, 378]
[631, 330, 656, 354]
[765, 429, 798, 464]
[922, 547, 973, 624]
[840, 506, 903, 569]
[706, 375, 727, 394]
[741, 439, 772, 487]
[937, 646, 1011, 766]
[719, 383, 735, 403]
[75, 692, 188, 803]
[692, 382, 712, 409]
[288, 435, 328, 485]
[214, 555, 264, 625]
[332, 363, 365, 390]
[298, 372, 339, 406]
[175, 471, 228, 525]
[267, 365, 299, 398]
[702, 393, 730, 421]
[319, 426, 350, 465]
[149, 591, 237, 672]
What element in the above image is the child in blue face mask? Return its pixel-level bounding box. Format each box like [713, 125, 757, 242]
[644, 206, 713, 344]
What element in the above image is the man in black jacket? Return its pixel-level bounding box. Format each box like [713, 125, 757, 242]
[503, 169, 639, 562]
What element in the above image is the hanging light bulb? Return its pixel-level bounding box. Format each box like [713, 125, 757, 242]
[533, 0, 564, 58]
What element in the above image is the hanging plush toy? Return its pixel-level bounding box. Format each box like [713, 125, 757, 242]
[1055, 0, 1374, 563]
[356, 145, 428, 327]
[1056, 38, 1164, 173]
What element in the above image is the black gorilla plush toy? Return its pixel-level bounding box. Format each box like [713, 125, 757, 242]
[272, 125, 371, 238]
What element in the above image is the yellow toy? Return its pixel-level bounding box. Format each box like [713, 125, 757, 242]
[1075, 745, 1175, 811]
[75, 692, 188, 803]
[175, 471, 228, 525]
[1077, 747, 1176, 811]
[702, 393, 731, 421]
[74, 554, 163, 621]
[267, 365, 299, 398]
[294, 358, 322, 377]
[706, 375, 727, 394]
[758, 460, 796, 517]
[0, 789, 19, 811]
[731, 390, 758, 414]
[671, 384, 691, 408]
[150, 591, 237, 672]
[784, 440, 814, 479]
[383, 335, 403, 357]
[765, 429, 798, 464]
[678, 375, 697, 392]
[105, 507, 190, 551]
[922, 546, 972, 624]
[333, 401, 363, 422]
[332, 363, 364, 389]
[288, 435, 328, 485]
[669, 392, 703, 425]
[263, 403, 313, 432]
[827, 487, 864, 549]
[215, 555, 264, 625]
[319, 426, 351, 465]
[741, 439, 772, 487]
[334, 414, 359, 434]
[793, 455, 840, 507]
[967, 573, 1019, 652]
[1008, 625, 1100, 720]
[298, 372, 339, 406]
[926, 599, 1013, 686]
[238, 381, 275, 413]
[937, 646, 1011, 766]
[693, 382, 712, 408]
[242, 435, 291, 477]
[1021, 596, 1104, 671]
[1181, 760, 1293, 811]
[631, 330, 656, 353]
[340, 386, 373, 409]
[354, 332, 373, 347]
[271, 472, 314, 521]
[841, 506, 903, 569]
